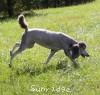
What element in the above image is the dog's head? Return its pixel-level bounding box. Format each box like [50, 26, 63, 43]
[71, 42, 89, 59]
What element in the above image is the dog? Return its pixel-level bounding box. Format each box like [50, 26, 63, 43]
[9, 15, 89, 67]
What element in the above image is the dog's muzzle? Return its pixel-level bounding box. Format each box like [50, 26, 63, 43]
[81, 49, 89, 58]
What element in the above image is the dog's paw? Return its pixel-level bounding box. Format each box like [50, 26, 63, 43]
[9, 64, 12, 68]
[10, 51, 12, 56]
[74, 63, 79, 68]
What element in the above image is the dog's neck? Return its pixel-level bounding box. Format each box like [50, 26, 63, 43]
[70, 39, 78, 48]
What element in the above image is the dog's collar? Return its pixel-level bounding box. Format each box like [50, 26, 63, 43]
[70, 39, 78, 49]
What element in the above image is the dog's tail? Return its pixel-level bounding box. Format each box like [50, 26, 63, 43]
[18, 15, 28, 30]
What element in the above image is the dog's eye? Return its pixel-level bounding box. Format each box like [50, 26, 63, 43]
[81, 47, 85, 50]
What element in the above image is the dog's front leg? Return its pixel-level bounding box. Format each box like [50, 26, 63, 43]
[45, 50, 57, 64]
[64, 50, 78, 67]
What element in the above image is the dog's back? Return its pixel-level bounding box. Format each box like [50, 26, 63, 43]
[26, 29, 62, 50]
[25, 28, 77, 50]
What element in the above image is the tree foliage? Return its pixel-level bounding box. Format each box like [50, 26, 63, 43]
[0, 0, 95, 17]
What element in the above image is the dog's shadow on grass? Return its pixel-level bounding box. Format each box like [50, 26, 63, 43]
[56, 60, 70, 70]
[12, 60, 74, 77]
[13, 63, 56, 77]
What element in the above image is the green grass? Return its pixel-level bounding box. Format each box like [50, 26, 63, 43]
[0, 0, 100, 95]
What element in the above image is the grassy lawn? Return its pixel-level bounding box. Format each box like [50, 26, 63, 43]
[0, 0, 100, 95]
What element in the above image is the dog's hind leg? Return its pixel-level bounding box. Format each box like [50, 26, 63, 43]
[45, 50, 57, 64]
[64, 50, 78, 67]
[9, 44, 27, 67]
[10, 42, 21, 55]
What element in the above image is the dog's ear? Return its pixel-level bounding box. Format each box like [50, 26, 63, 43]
[79, 42, 86, 49]
[71, 44, 80, 59]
